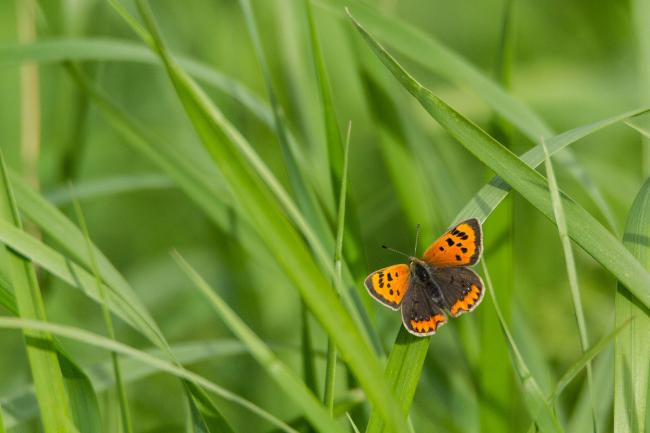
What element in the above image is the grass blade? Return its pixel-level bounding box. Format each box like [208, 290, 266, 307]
[457, 107, 650, 223]
[553, 319, 630, 401]
[327, 0, 618, 230]
[46, 174, 173, 205]
[632, 0, 650, 176]
[0, 317, 299, 433]
[324, 122, 352, 413]
[348, 10, 650, 310]
[542, 140, 596, 432]
[304, 0, 344, 189]
[481, 262, 564, 433]
[131, 2, 407, 431]
[173, 252, 345, 433]
[238, 0, 332, 236]
[71, 197, 132, 433]
[614, 177, 650, 433]
[0, 151, 74, 431]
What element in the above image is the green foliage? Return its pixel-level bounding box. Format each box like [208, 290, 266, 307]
[0, 0, 647, 432]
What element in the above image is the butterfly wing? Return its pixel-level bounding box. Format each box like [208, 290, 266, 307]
[423, 218, 482, 267]
[400, 280, 448, 336]
[364, 264, 410, 310]
[432, 267, 484, 317]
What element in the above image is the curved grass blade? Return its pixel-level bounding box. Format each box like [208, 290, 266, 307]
[348, 10, 650, 309]
[173, 252, 345, 433]
[328, 0, 618, 231]
[614, 177, 650, 433]
[46, 174, 174, 205]
[0, 317, 299, 433]
[132, 2, 408, 431]
[542, 141, 596, 432]
[349, 11, 650, 433]
[2, 339, 248, 429]
[457, 107, 650, 223]
[0, 150, 74, 432]
[481, 262, 564, 433]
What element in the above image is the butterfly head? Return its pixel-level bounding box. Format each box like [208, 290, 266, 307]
[409, 257, 430, 282]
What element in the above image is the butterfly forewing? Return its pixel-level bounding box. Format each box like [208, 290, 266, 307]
[364, 264, 410, 310]
[433, 267, 484, 317]
[423, 218, 482, 267]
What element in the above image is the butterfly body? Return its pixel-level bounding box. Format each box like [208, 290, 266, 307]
[364, 219, 485, 337]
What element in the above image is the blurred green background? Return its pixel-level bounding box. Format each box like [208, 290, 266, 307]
[0, 0, 648, 432]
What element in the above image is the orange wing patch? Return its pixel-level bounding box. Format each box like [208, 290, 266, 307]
[450, 284, 483, 316]
[423, 218, 482, 267]
[407, 314, 447, 336]
[364, 264, 410, 310]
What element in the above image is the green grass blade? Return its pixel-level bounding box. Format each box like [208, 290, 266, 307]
[0, 317, 299, 433]
[0, 150, 74, 431]
[324, 122, 352, 413]
[568, 349, 615, 433]
[131, 2, 407, 431]
[304, 0, 344, 189]
[348, 10, 650, 309]
[347, 413, 362, 433]
[3, 339, 259, 430]
[238, 0, 332, 233]
[0, 267, 100, 433]
[46, 174, 173, 205]
[327, 0, 617, 230]
[552, 319, 630, 401]
[614, 177, 650, 433]
[542, 141, 596, 432]
[481, 262, 564, 433]
[173, 252, 345, 433]
[632, 0, 650, 176]
[71, 197, 133, 433]
[456, 107, 650, 223]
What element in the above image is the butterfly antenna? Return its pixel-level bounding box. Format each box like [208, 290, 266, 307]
[414, 224, 421, 256]
[381, 245, 410, 259]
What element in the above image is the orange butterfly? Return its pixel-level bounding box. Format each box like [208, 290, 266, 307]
[364, 218, 484, 336]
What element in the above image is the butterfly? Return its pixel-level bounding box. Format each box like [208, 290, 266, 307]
[364, 218, 484, 336]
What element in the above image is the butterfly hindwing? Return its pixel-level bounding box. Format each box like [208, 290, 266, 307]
[423, 218, 482, 267]
[432, 266, 484, 317]
[401, 280, 448, 336]
[364, 264, 410, 310]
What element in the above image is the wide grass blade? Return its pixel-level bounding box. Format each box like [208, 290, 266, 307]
[0, 317, 299, 433]
[324, 0, 618, 231]
[614, 177, 650, 433]
[173, 252, 345, 433]
[0, 275, 100, 433]
[348, 10, 650, 310]
[542, 141, 596, 432]
[131, 2, 408, 432]
[457, 107, 650, 223]
[0, 150, 74, 431]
